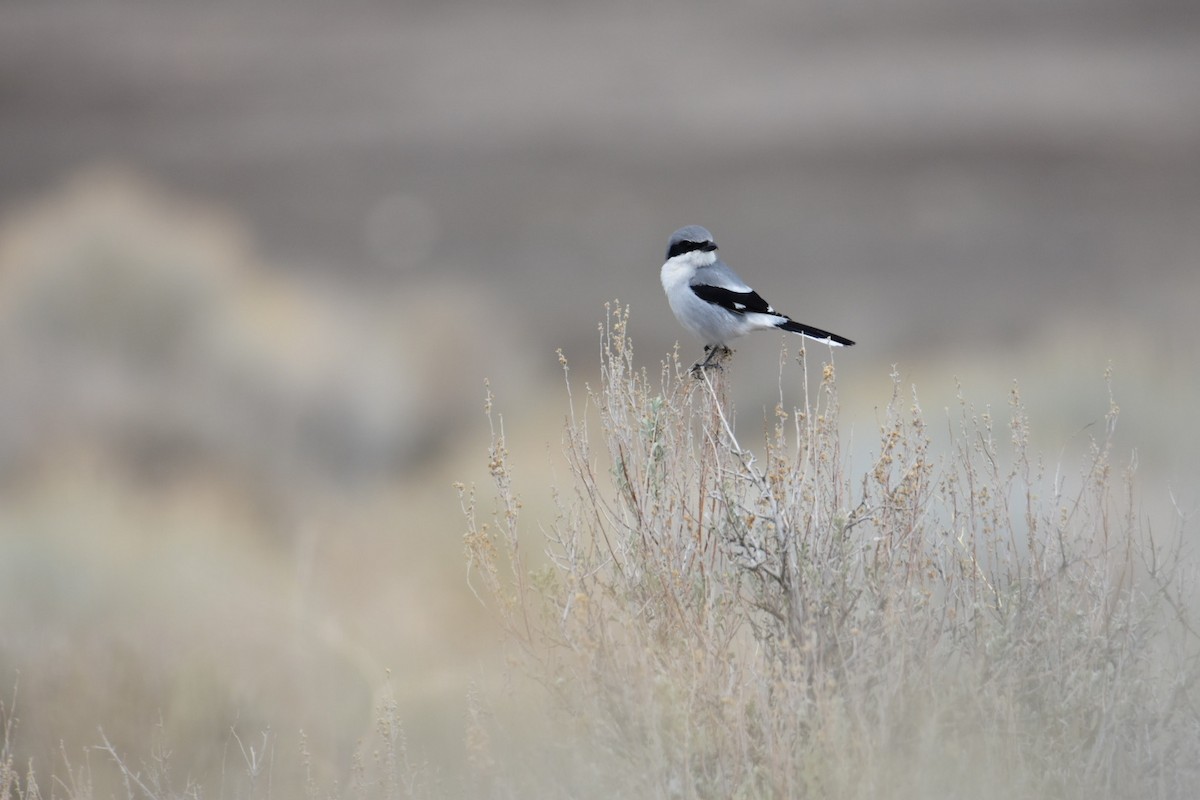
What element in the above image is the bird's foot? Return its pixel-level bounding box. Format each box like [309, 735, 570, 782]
[690, 346, 733, 377]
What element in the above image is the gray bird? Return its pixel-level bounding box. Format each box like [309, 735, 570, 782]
[660, 225, 855, 371]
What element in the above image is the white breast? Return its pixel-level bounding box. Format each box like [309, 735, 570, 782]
[660, 257, 692, 296]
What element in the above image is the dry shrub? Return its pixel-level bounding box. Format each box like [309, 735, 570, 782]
[463, 304, 1199, 800]
[0, 167, 520, 501]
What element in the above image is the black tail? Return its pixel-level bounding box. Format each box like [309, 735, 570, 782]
[777, 319, 855, 347]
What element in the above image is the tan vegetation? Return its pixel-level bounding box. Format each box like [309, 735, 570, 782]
[0, 178, 1195, 799]
[460, 305, 1198, 799]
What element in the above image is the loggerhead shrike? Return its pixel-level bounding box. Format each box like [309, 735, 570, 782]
[660, 225, 855, 372]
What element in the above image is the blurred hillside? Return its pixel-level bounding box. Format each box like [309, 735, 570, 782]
[1, 0, 1198, 795]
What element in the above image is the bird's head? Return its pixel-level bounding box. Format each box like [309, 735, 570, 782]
[665, 225, 718, 263]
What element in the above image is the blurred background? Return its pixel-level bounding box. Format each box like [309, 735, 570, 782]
[1, 0, 1198, 793]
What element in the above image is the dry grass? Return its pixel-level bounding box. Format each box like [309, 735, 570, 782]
[461, 304, 1199, 799]
[3, 300, 1196, 799]
[0, 170, 494, 800]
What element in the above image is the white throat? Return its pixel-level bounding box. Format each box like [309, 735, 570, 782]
[661, 249, 716, 295]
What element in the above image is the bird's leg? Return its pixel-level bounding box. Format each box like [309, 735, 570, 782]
[691, 345, 733, 377]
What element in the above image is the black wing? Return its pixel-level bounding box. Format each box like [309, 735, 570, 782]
[690, 284, 779, 316]
[694, 283, 856, 346]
